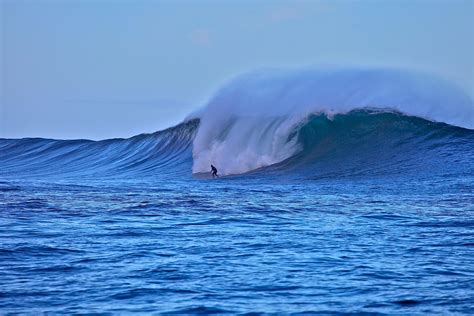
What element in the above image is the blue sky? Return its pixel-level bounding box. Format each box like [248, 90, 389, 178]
[1, 0, 473, 139]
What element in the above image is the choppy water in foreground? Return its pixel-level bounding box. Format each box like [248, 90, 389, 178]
[1, 176, 473, 315]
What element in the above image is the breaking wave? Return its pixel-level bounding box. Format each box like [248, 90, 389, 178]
[192, 68, 474, 175]
[1, 67, 473, 180]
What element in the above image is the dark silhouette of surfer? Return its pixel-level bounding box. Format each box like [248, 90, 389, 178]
[211, 165, 218, 178]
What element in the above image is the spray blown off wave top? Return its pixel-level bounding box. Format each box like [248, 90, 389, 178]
[192, 68, 474, 176]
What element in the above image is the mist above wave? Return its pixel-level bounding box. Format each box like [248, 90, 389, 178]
[192, 67, 474, 175]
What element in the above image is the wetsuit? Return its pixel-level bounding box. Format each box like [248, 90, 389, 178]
[211, 165, 218, 178]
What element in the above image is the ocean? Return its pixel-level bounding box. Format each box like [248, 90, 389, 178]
[1, 69, 474, 314]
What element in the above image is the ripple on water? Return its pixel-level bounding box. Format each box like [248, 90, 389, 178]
[0, 178, 473, 314]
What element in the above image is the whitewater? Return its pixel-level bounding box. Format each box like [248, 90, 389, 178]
[192, 68, 474, 176]
[1, 67, 474, 314]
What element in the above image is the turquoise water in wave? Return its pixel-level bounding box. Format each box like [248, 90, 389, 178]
[1, 110, 474, 314]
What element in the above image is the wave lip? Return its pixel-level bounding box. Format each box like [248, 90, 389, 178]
[192, 67, 474, 176]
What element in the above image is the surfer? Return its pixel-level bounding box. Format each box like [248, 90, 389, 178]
[211, 165, 218, 178]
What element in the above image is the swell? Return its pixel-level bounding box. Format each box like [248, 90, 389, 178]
[1, 111, 473, 180]
[0, 119, 199, 180]
[1, 111, 474, 180]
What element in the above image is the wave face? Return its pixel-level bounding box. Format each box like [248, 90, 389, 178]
[192, 68, 474, 175]
[0, 120, 198, 180]
[261, 109, 474, 179]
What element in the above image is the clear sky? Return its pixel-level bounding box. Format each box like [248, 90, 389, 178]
[1, 0, 473, 140]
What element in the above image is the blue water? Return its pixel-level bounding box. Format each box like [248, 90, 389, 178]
[1, 111, 474, 314]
